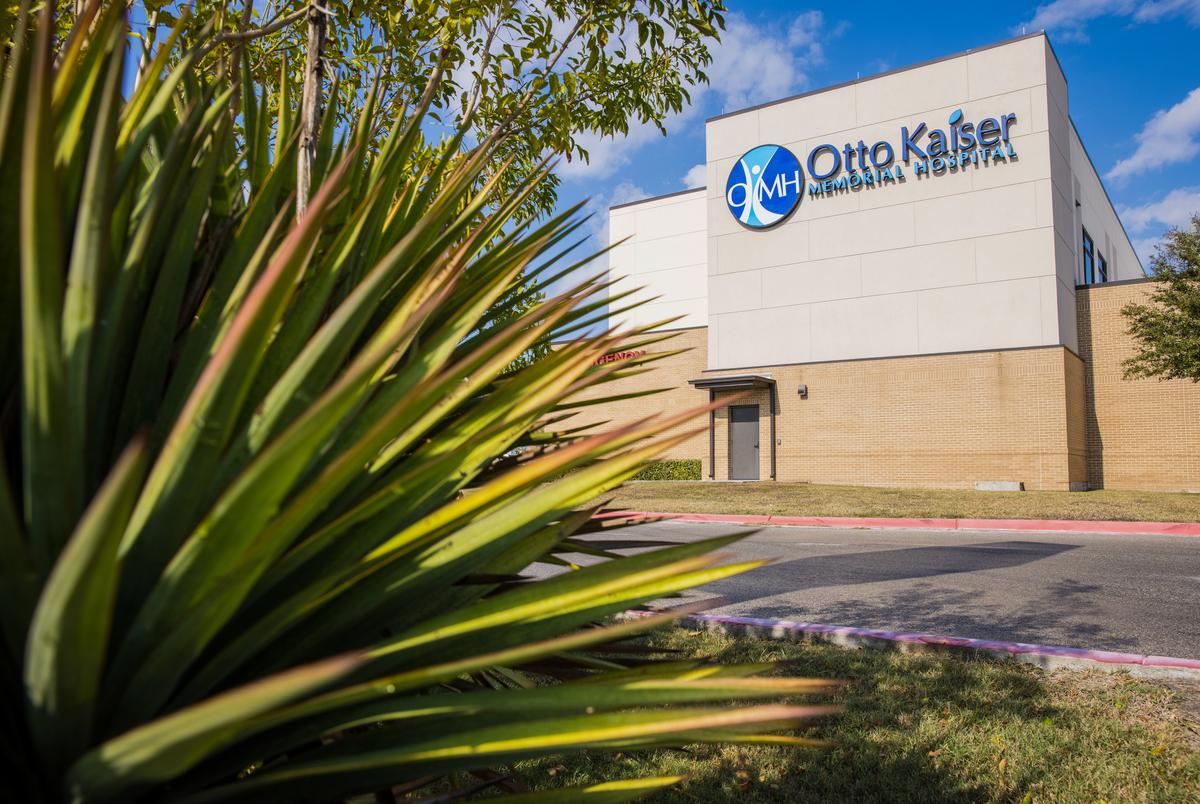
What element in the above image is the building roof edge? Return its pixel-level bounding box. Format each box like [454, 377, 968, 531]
[609, 185, 705, 212]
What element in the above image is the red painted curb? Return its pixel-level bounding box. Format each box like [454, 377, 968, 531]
[597, 511, 1200, 537]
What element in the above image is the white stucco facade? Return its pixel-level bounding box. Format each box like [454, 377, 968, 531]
[606, 32, 1142, 371]
[607, 188, 707, 332]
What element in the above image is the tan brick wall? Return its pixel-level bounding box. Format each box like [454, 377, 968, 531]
[746, 348, 1078, 490]
[567, 327, 711, 466]
[569, 328, 1084, 490]
[1076, 281, 1200, 491]
[1065, 350, 1088, 488]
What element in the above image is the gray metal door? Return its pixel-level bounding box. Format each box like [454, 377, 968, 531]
[729, 405, 760, 480]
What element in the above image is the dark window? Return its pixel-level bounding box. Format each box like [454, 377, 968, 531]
[1098, 253, 1109, 283]
[1082, 227, 1095, 284]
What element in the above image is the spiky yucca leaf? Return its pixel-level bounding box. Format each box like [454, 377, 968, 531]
[1, 5, 834, 802]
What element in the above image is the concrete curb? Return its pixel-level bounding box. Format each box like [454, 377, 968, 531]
[624, 610, 1200, 679]
[599, 511, 1200, 537]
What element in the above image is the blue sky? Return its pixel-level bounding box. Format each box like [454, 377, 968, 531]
[552, 0, 1200, 285]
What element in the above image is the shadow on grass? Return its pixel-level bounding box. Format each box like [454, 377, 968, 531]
[512, 631, 1200, 803]
[695, 636, 1056, 803]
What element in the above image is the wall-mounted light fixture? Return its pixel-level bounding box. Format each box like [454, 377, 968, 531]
[797, 384, 808, 399]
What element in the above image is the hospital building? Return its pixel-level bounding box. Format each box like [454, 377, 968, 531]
[570, 32, 1200, 491]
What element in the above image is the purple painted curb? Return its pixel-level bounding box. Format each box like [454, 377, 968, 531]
[597, 511, 1200, 537]
[625, 610, 1200, 674]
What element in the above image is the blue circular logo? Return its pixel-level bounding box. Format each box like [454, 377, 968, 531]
[725, 144, 803, 228]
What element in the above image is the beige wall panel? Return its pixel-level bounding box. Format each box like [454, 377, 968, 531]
[707, 155, 738, 201]
[607, 190, 707, 334]
[611, 263, 704, 305]
[1050, 179, 1075, 252]
[855, 56, 969, 126]
[633, 194, 706, 235]
[860, 240, 975, 294]
[1052, 229, 1078, 292]
[612, 296, 707, 332]
[854, 160, 974, 210]
[913, 182, 1038, 245]
[713, 305, 811, 368]
[973, 227, 1055, 282]
[809, 204, 915, 260]
[708, 270, 763, 314]
[1044, 45, 1069, 120]
[792, 178, 863, 219]
[635, 229, 707, 272]
[609, 210, 636, 242]
[916, 278, 1046, 353]
[1047, 126, 1073, 203]
[966, 35, 1048, 99]
[758, 84, 857, 144]
[706, 111, 760, 162]
[1034, 178, 1055, 230]
[706, 191, 744, 238]
[970, 131, 1051, 192]
[1028, 84, 1051, 135]
[713, 222, 810, 274]
[1046, 90, 1071, 165]
[1038, 275, 1061, 344]
[810, 292, 919, 361]
[761, 256, 862, 306]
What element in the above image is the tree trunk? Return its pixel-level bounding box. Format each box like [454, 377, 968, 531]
[297, 1, 327, 218]
[134, 9, 158, 88]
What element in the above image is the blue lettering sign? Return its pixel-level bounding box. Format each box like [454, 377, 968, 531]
[729, 108, 1018, 222]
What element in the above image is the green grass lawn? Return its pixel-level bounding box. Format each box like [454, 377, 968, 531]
[595, 482, 1200, 523]
[511, 629, 1200, 803]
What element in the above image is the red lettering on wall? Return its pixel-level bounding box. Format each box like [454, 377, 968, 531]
[593, 349, 646, 366]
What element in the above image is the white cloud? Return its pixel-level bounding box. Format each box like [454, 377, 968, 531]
[1113, 184, 1200, 230]
[1107, 87, 1200, 180]
[1116, 187, 1200, 269]
[681, 163, 707, 189]
[1016, 0, 1200, 41]
[556, 121, 675, 181]
[703, 11, 833, 113]
[1118, 186, 1200, 231]
[1131, 235, 1164, 264]
[608, 180, 650, 209]
[557, 9, 840, 181]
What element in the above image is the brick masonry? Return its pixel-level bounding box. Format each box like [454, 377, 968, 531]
[567, 280, 1200, 491]
[1077, 281, 1200, 491]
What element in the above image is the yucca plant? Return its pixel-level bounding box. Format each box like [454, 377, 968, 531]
[0, 4, 834, 802]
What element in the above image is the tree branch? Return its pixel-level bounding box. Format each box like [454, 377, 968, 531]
[486, 10, 590, 147]
[198, 6, 308, 58]
[463, 4, 509, 122]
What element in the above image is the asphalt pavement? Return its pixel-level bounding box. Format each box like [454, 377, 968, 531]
[562, 521, 1200, 659]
